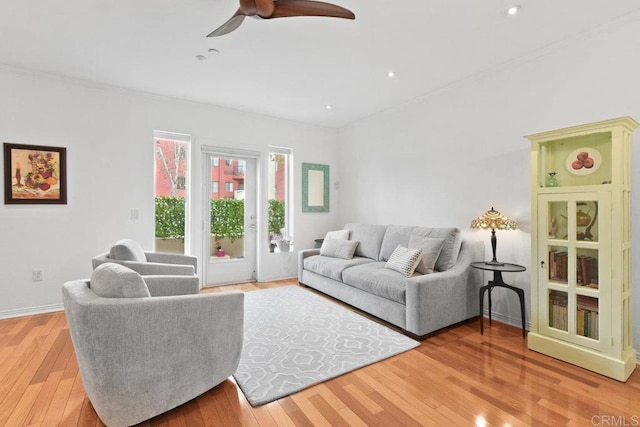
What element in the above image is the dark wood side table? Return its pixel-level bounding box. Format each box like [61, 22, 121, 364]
[470, 261, 527, 338]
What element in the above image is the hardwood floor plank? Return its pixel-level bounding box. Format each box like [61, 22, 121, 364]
[1, 280, 639, 426]
[41, 376, 75, 426]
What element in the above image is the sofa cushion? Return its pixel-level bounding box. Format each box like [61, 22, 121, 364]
[385, 245, 423, 277]
[109, 239, 146, 262]
[343, 223, 387, 260]
[90, 262, 151, 298]
[325, 229, 350, 240]
[303, 255, 373, 282]
[413, 227, 462, 271]
[320, 238, 359, 259]
[342, 262, 408, 304]
[379, 225, 418, 261]
[409, 236, 445, 274]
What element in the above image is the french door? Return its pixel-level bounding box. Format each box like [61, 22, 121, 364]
[202, 150, 257, 286]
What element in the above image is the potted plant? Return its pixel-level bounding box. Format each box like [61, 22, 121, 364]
[276, 237, 292, 253]
[215, 241, 225, 257]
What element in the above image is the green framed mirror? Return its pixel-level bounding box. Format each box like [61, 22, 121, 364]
[302, 163, 329, 212]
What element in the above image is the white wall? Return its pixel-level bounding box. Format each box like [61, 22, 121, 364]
[338, 19, 640, 352]
[0, 67, 341, 317]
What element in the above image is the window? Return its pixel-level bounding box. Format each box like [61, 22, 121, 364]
[212, 181, 219, 193]
[225, 182, 233, 192]
[268, 148, 292, 251]
[225, 159, 233, 166]
[213, 157, 219, 167]
[154, 131, 190, 254]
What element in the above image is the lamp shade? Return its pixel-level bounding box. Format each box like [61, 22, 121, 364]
[470, 207, 517, 231]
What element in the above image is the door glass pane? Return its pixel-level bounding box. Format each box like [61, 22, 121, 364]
[576, 248, 599, 289]
[548, 245, 568, 284]
[548, 201, 567, 240]
[210, 156, 245, 261]
[577, 295, 599, 339]
[549, 290, 568, 332]
[576, 200, 598, 242]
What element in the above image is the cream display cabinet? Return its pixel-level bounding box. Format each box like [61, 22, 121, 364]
[526, 117, 638, 381]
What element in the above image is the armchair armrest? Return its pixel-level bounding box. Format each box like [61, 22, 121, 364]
[145, 252, 198, 273]
[144, 275, 200, 296]
[298, 249, 321, 282]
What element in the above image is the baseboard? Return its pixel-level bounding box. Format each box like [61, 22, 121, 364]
[0, 303, 64, 320]
[484, 309, 531, 331]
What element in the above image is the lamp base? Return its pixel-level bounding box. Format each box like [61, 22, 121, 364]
[485, 260, 505, 266]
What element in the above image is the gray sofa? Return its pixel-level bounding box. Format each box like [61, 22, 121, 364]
[298, 224, 484, 339]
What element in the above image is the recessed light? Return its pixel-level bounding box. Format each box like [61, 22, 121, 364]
[196, 55, 207, 61]
[325, 105, 333, 110]
[505, 5, 521, 15]
[387, 71, 396, 78]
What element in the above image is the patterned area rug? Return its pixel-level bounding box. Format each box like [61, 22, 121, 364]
[233, 286, 419, 406]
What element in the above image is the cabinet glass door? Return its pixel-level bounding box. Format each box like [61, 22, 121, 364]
[538, 192, 610, 350]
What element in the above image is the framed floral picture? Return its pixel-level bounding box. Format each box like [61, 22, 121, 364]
[3, 143, 67, 204]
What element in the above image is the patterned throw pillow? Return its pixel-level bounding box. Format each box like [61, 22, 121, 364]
[385, 245, 423, 277]
[320, 238, 359, 259]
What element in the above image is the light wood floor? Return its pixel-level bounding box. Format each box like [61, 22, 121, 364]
[2, 279, 639, 426]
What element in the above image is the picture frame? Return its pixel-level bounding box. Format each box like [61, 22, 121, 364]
[4, 143, 67, 204]
[302, 163, 329, 213]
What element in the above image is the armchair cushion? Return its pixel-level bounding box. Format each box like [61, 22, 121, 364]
[109, 239, 146, 262]
[90, 262, 151, 298]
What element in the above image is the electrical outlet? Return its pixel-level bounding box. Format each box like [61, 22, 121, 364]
[32, 269, 44, 282]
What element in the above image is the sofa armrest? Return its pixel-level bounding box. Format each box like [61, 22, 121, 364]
[298, 249, 321, 282]
[405, 240, 484, 336]
[145, 252, 198, 273]
[144, 275, 200, 296]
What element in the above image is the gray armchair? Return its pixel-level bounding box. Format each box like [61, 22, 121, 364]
[92, 238, 198, 276]
[62, 263, 243, 426]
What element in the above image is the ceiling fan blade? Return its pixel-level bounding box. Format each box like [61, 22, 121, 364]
[254, 0, 275, 17]
[207, 11, 247, 37]
[268, 0, 355, 19]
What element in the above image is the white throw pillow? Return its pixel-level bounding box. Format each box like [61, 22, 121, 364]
[385, 245, 423, 277]
[409, 236, 446, 274]
[320, 238, 359, 259]
[324, 229, 350, 240]
[91, 263, 151, 298]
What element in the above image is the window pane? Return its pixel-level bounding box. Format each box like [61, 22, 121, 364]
[212, 181, 219, 193]
[268, 150, 292, 252]
[154, 136, 189, 254]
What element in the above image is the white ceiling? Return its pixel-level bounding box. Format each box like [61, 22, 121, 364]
[2, 0, 640, 128]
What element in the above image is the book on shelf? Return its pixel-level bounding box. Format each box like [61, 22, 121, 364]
[577, 295, 599, 339]
[576, 255, 599, 288]
[549, 251, 568, 283]
[549, 291, 568, 331]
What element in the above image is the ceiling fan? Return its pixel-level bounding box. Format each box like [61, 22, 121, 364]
[207, 0, 355, 37]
